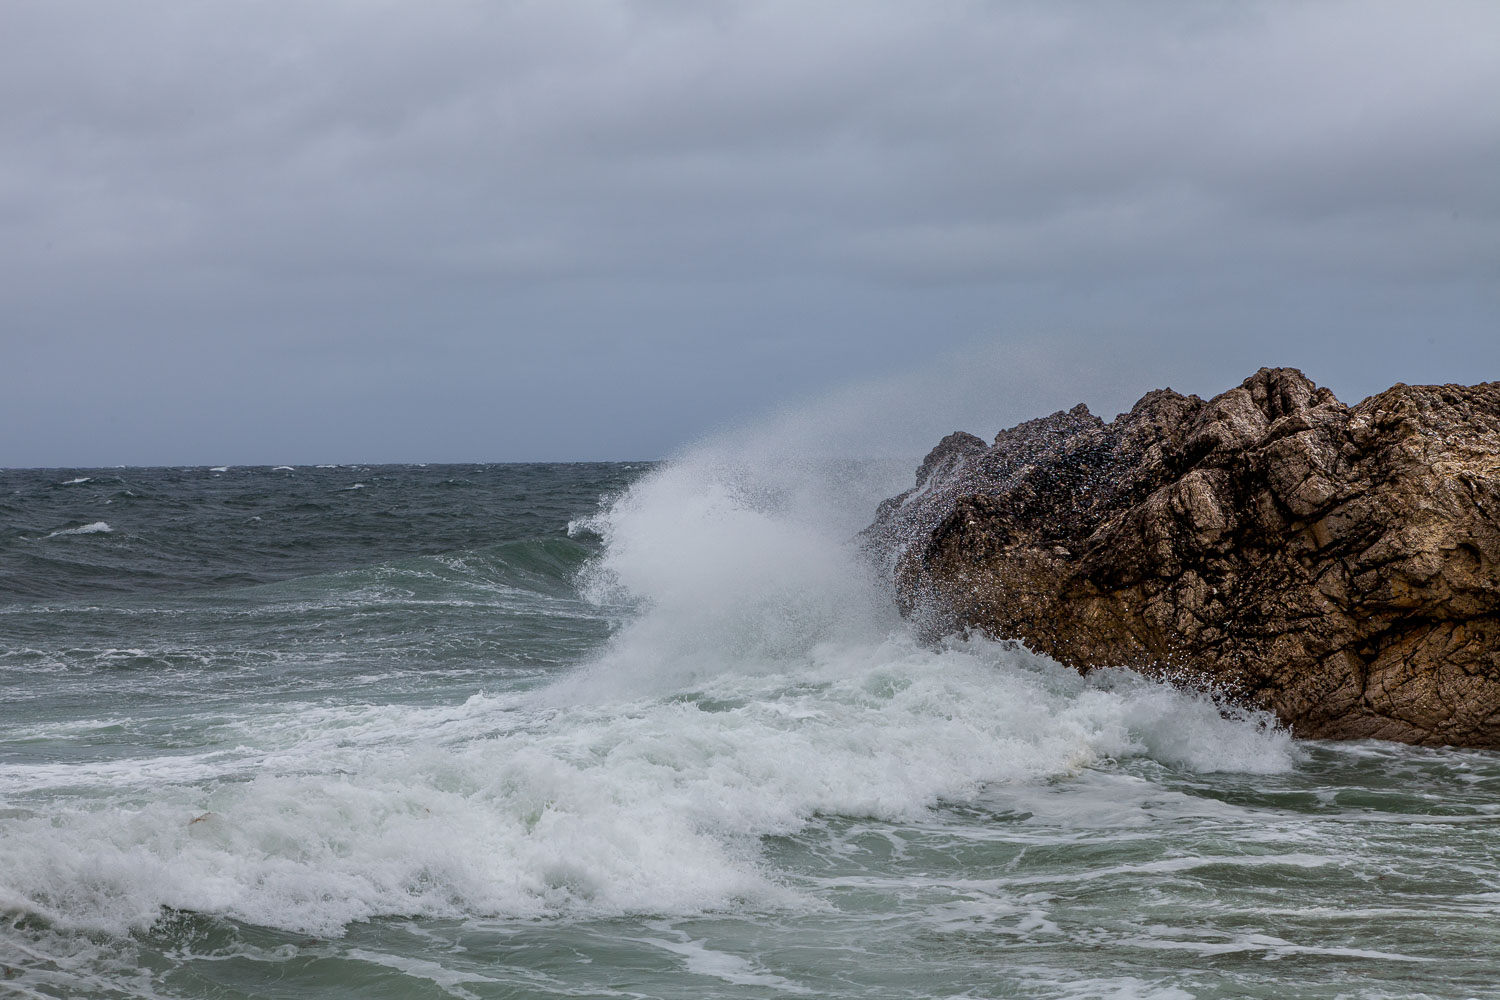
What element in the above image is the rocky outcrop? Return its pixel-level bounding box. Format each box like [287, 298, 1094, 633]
[866, 368, 1500, 747]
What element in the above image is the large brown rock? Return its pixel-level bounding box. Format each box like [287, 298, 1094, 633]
[866, 368, 1500, 747]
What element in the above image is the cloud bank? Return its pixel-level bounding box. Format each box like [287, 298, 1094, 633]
[2, 1, 1496, 464]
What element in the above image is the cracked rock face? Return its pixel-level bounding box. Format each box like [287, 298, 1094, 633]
[864, 368, 1500, 748]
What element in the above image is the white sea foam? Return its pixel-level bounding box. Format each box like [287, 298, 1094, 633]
[210, 466, 229, 473]
[45, 521, 111, 537]
[0, 630, 1297, 938]
[634, 925, 813, 992]
[59, 477, 91, 485]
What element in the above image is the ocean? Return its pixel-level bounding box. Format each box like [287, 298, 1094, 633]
[2, 455, 1497, 999]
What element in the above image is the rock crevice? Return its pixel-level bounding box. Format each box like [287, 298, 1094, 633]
[865, 368, 1500, 747]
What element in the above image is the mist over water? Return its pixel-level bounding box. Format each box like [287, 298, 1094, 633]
[2, 370, 1499, 998]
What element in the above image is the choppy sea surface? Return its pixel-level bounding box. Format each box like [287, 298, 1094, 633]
[2, 459, 1497, 1000]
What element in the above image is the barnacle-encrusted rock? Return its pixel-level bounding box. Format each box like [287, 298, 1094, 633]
[865, 368, 1500, 747]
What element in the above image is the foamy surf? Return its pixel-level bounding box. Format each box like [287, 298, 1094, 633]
[0, 630, 1296, 940]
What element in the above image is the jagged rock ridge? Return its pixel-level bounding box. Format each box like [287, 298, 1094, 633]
[865, 368, 1500, 747]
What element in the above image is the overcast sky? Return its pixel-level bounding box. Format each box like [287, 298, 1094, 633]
[2, 0, 1496, 466]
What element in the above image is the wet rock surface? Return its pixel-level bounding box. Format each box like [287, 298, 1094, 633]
[866, 368, 1500, 747]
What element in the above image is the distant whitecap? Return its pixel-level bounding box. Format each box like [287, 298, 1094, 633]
[47, 521, 112, 537]
[60, 477, 91, 485]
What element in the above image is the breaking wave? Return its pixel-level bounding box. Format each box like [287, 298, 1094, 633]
[0, 435, 1298, 942]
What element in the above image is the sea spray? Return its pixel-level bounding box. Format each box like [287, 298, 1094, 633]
[565, 456, 900, 695]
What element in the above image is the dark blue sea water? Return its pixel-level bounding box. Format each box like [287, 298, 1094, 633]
[2, 460, 1497, 999]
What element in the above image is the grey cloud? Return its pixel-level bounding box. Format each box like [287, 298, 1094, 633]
[1, 0, 1496, 465]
